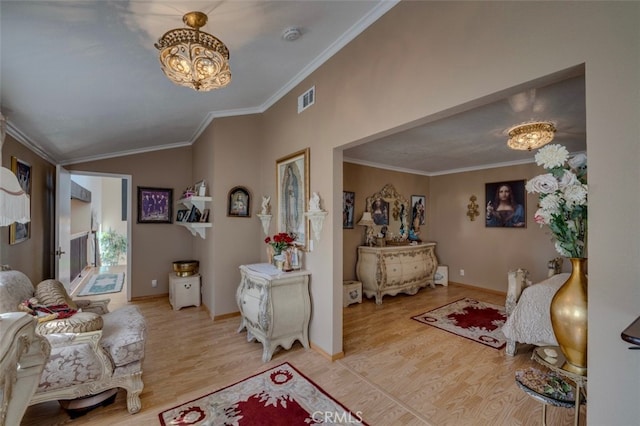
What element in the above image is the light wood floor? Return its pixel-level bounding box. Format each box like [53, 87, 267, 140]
[21, 282, 586, 425]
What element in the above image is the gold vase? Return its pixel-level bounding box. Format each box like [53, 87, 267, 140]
[550, 257, 588, 375]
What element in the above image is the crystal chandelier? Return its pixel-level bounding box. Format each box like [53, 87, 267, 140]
[507, 121, 556, 151]
[155, 11, 231, 92]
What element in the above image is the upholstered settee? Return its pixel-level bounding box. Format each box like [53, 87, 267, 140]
[501, 259, 567, 356]
[0, 269, 147, 414]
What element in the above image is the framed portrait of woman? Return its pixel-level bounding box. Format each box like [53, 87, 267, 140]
[276, 148, 310, 250]
[485, 180, 526, 228]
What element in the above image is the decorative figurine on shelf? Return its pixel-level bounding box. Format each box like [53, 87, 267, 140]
[309, 192, 321, 212]
[261, 196, 271, 215]
[305, 192, 328, 242]
[182, 186, 195, 198]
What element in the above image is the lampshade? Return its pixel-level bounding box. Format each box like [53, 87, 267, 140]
[357, 212, 374, 226]
[155, 11, 231, 92]
[0, 167, 30, 226]
[507, 121, 556, 151]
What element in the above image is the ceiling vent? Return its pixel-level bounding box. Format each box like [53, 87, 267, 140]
[298, 86, 315, 114]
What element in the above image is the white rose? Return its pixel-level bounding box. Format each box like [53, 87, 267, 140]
[539, 194, 561, 212]
[567, 153, 587, 170]
[558, 170, 579, 189]
[563, 184, 588, 207]
[535, 144, 569, 169]
[526, 174, 558, 194]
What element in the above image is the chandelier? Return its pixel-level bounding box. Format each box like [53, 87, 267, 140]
[155, 11, 231, 92]
[507, 121, 556, 151]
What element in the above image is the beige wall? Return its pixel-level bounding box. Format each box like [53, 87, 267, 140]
[1, 134, 55, 283]
[100, 177, 126, 239]
[343, 162, 431, 281]
[70, 198, 91, 235]
[430, 163, 562, 288]
[343, 162, 562, 289]
[192, 114, 264, 319]
[255, 2, 639, 423]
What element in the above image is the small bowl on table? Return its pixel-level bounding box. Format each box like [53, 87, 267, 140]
[173, 260, 199, 277]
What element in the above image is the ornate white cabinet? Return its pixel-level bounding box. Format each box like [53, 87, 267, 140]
[356, 242, 438, 304]
[236, 264, 311, 362]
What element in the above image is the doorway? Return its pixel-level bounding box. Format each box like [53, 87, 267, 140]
[67, 172, 132, 303]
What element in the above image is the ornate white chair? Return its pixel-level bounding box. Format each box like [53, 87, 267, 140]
[0, 269, 146, 415]
[0, 312, 50, 426]
[502, 258, 568, 356]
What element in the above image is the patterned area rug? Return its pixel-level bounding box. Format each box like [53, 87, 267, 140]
[78, 272, 124, 296]
[412, 298, 507, 349]
[158, 362, 367, 425]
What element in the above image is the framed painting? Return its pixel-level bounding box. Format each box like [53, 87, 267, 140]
[137, 187, 173, 223]
[9, 157, 31, 244]
[276, 148, 310, 250]
[485, 180, 526, 228]
[343, 191, 355, 229]
[371, 197, 389, 225]
[411, 195, 426, 227]
[227, 186, 251, 217]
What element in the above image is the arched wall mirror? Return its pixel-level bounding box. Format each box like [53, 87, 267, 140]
[364, 184, 409, 241]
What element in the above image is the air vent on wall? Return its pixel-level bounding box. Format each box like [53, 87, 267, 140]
[298, 86, 315, 114]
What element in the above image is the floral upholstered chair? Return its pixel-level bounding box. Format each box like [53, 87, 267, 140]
[0, 268, 147, 415]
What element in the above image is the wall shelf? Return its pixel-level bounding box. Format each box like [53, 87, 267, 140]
[176, 196, 212, 238]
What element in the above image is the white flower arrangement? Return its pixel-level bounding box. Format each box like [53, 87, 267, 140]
[526, 144, 587, 258]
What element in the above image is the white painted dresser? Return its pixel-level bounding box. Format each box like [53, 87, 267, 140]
[236, 263, 311, 362]
[356, 242, 438, 304]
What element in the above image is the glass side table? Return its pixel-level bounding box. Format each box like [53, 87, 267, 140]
[532, 346, 587, 426]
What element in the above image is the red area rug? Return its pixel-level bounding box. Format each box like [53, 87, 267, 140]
[412, 298, 507, 349]
[158, 362, 367, 425]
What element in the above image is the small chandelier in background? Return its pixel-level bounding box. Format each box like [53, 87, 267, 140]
[155, 11, 231, 92]
[507, 121, 556, 151]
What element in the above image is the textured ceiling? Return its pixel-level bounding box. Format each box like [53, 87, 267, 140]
[344, 70, 586, 175]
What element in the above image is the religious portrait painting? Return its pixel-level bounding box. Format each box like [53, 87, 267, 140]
[276, 148, 309, 250]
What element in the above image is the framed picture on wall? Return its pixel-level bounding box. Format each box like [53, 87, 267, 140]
[411, 195, 426, 227]
[227, 186, 251, 217]
[276, 148, 309, 250]
[343, 191, 355, 229]
[9, 157, 31, 245]
[137, 187, 173, 223]
[485, 179, 526, 228]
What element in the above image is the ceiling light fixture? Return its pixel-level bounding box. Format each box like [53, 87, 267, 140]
[155, 11, 231, 92]
[507, 121, 556, 151]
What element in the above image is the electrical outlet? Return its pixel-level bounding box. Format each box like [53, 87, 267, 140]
[459, 269, 465, 276]
[151, 279, 157, 288]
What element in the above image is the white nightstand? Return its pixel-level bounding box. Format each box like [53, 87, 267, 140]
[169, 273, 201, 310]
[343, 280, 362, 307]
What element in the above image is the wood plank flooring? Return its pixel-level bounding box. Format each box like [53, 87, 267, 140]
[21, 282, 586, 425]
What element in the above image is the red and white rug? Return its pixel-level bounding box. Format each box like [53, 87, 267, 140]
[158, 362, 367, 425]
[412, 298, 507, 349]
